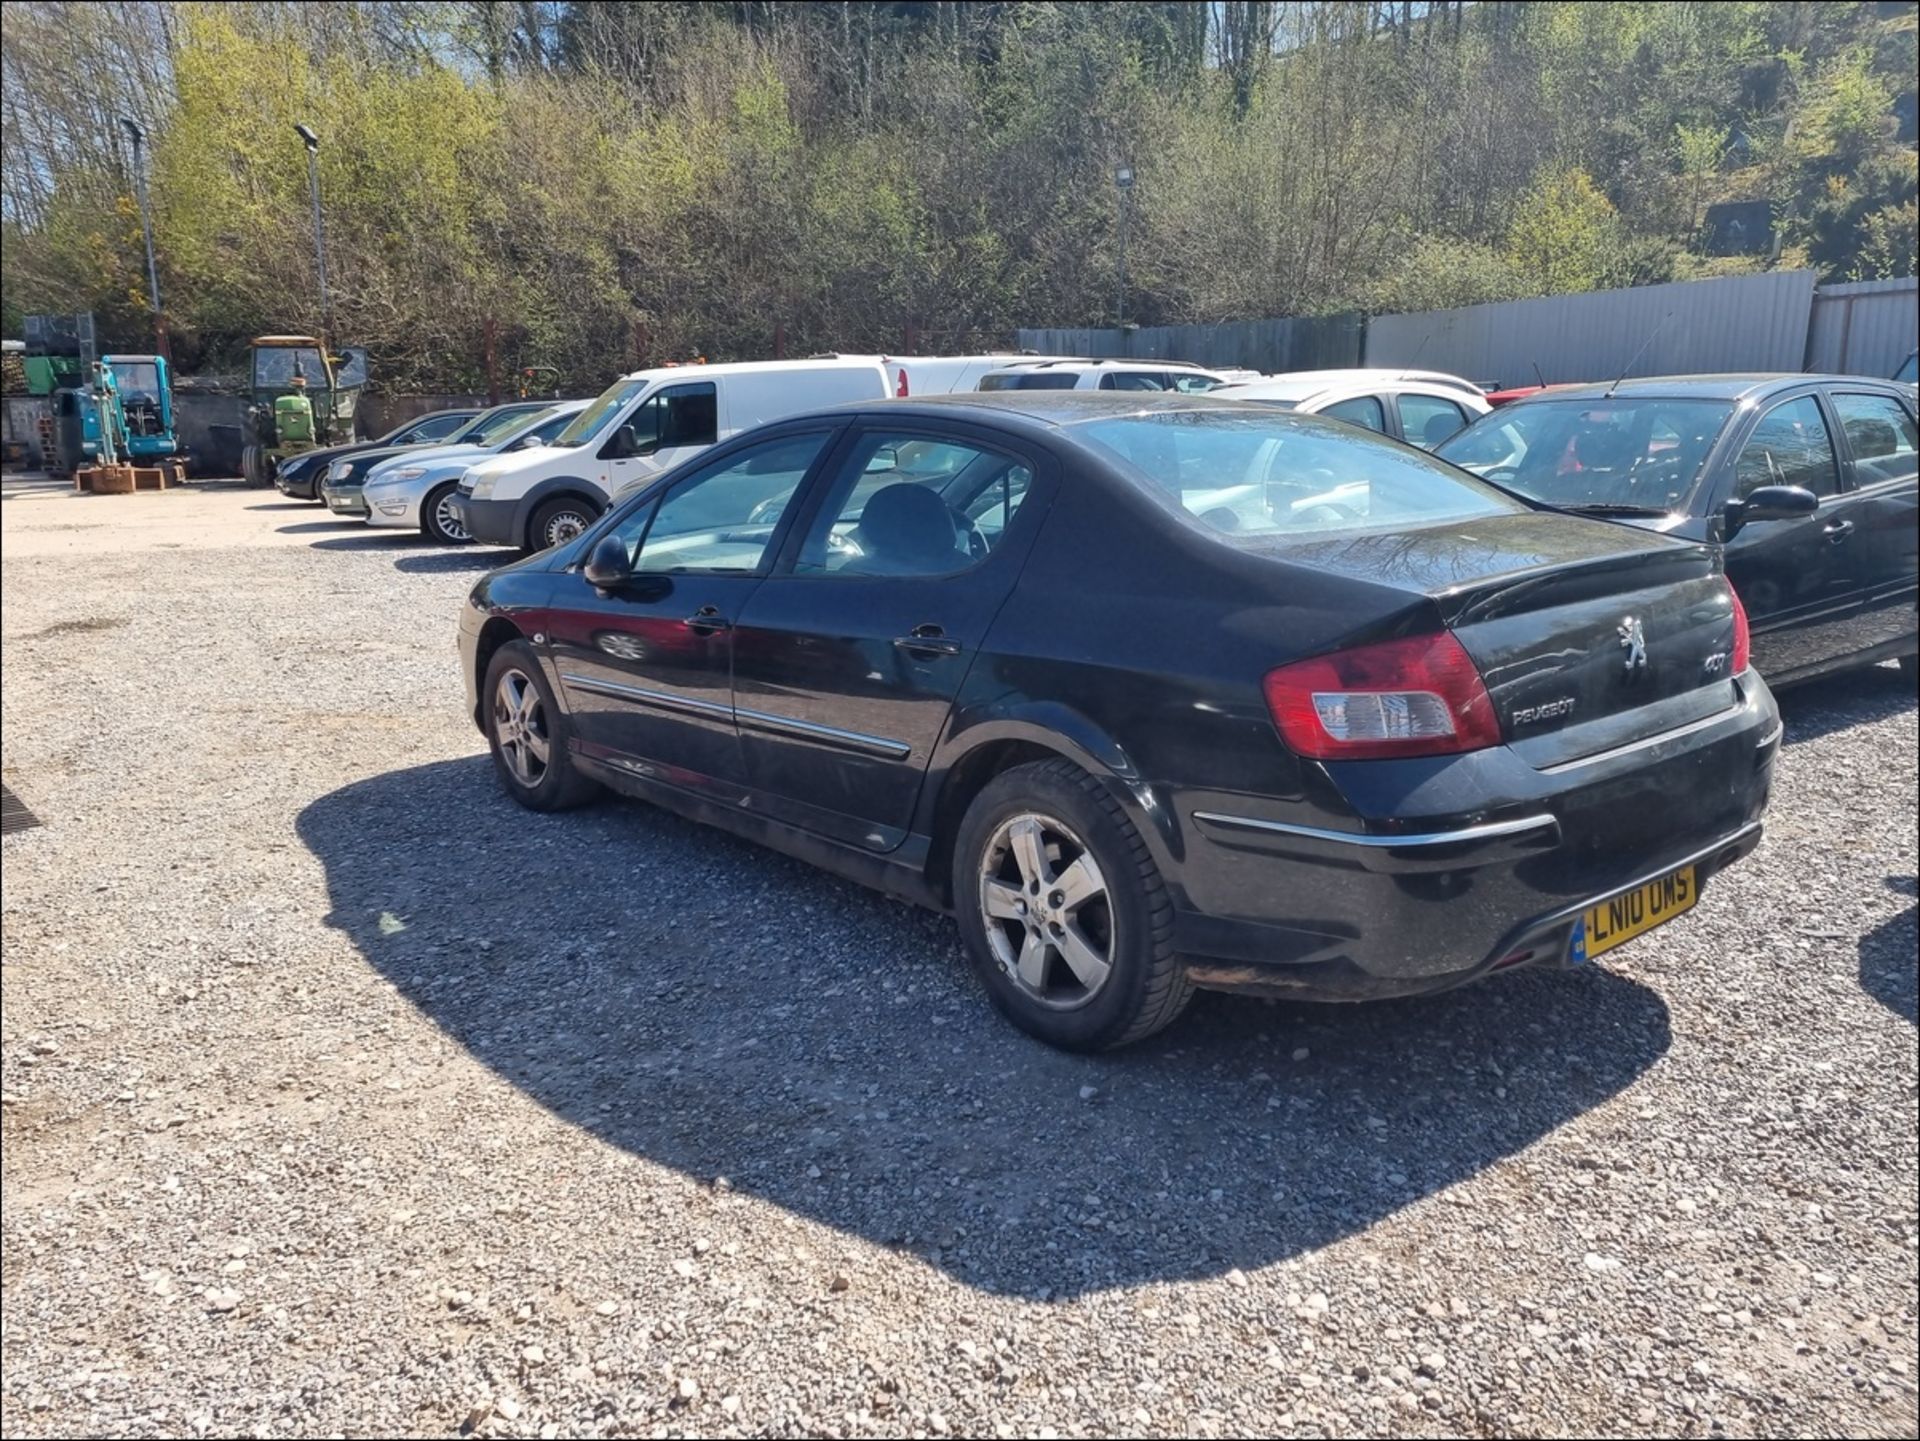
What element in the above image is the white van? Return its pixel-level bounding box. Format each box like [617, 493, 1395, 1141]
[450, 358, 892, 551]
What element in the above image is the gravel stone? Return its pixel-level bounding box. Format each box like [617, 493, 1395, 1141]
[2, 483, 1916, 1438]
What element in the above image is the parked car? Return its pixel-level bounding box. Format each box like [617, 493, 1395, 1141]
[877, 354, 1075, 396]
[449, 359, 897, 553]
[1437, 374, 1919, 685]
[457, 392, 1778, 1051]
[361, 400, 588, 542]
[321, 400, 555, 518]
[274, 408, 482, 502]
[1219, 369, 1491, 448]
[976, 359, 1229, 392]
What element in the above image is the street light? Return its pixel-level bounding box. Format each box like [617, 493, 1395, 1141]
[119, 116, 166, 357]
[1114, 164, 1134, 329]
[294, 123, 333, 343]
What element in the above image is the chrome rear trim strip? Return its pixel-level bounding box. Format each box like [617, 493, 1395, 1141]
[1191, 811, 1557, 848]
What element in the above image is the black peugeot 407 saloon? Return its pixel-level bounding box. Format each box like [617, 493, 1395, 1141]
[458, 394, 1779, 1050]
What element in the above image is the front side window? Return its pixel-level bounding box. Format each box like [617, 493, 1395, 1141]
[465, 406, 545, 446]
[621, 382, 718, 455]
[405, 413, 471, 442]
[1732, 396, 1840, 501]
[1831, 392, 1918, 487]
[1319, 395, 1388, 434]
[794, 431, 1033, 576]
[1399, 393, 1470, 449]
[1439, 398, 1733, 514]
[1077, 410, 1518, 538]
[612, 432, 829, 574]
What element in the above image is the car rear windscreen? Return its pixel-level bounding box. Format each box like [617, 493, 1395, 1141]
[1077, 410, 1520, 538]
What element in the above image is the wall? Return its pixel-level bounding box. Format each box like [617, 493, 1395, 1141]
[1363, 270, 1818, 387]
[1804, 277, 1918, 379]
[1016, 313, 1364, 373]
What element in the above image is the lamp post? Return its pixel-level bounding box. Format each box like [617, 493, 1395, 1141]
[1113, 164, 1134, 330]
[119, 117, 166, 358]
[294, 123, 333, 342]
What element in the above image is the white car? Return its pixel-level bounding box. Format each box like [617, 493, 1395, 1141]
[1217, 369, 1491, 449]
[976, 359, 1230, 393]
[362, 400, 587, 542]
[450, 359, 901, 552]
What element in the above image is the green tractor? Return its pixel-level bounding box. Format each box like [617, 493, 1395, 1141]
[236, 334, 368, 487]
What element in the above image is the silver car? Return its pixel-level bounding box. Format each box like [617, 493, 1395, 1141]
[362, 400, 587, 542]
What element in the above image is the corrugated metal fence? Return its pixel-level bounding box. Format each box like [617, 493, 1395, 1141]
[1363, 271, 1818, 386]
[1017, 313, 1363, 373]
[1804, 277, 1918, 378]
[1020, 269, 1914, 384]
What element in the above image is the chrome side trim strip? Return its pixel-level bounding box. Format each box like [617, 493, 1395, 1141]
[559, 673, 911, 759]
[1538, 702, 1740, 775]
[1190, 810, 1558, 848]
[733, 705, 911, 760]
[560, 673, 731, 720]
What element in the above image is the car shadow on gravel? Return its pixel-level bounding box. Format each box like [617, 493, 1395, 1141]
[245, 500, 320, 512]
[1776, 663, 1916, 746]
[276, 519, 367, 534]
[300, 757, 1673, 1299]
[1859, 876, 1918, 1024]
[308, 534, 502, 572]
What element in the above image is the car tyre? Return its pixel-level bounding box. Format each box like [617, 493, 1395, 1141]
[482, 640, 600, 812]
[527, 495, 597, 553]
[1900, 653, 1917, 684]
[420, 482, 469, 544]
[953, 759, 1192, 1051]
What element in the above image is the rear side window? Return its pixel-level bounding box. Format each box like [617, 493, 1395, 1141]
[1399, 393, 1470, 449]
[1319, 395, 1387, 433]
[1077, 411, 1518, 538]
[979, 372, 1078, 391]
[1098, 371, 1171, 392]
[1830, 392, 1917, 488]
[1733, 396, 1840, 500]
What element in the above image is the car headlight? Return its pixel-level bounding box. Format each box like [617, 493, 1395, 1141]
[467, 475, 496, 500]
[328, 460, 351, 480]
[386, 466, 428, 483]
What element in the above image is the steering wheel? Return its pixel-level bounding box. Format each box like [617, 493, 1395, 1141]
[952, 506, 988, 560]
[1482, 466, 1521, 485]
[1295, 500, 1367, 526]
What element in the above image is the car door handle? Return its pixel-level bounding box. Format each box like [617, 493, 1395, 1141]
[1822, 518, 1855, 544]
[893, 624, 962, 656]
[685, 606, 731, 633]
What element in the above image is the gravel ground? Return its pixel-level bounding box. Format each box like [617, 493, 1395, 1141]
[3, 479, 1916, 1440]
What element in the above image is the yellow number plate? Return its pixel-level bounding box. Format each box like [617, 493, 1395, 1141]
[1574, 865, 1696, 962]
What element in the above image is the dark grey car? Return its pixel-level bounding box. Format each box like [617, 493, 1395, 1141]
[1439, 374, 1919, 685]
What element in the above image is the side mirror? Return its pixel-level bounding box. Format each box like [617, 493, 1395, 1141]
[1725, 483, 1818, 538]
[583, 535, 633, 590]
[516, 433, 543, 450]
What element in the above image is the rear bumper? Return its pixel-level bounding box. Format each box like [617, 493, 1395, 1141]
[1170, 673, 1780, 1000]
[449, 492, 520, 547]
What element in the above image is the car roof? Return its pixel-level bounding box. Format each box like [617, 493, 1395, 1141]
[982, 358, 1220, 373]
[1509, 373, 1904, 403]
[616, 358, 885, 383]
[826, 390, 1276, 429]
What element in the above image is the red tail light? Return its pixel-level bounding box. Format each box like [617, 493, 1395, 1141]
[1263, 632, 1502, 760]
[896, 367, 909, 397]
[1729, 585, 1751, 675]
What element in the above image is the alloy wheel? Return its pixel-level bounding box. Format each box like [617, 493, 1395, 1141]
[978, 812, 1115, 1009]
[434, 490, 470, 542]
[492, 668, 551, 787]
